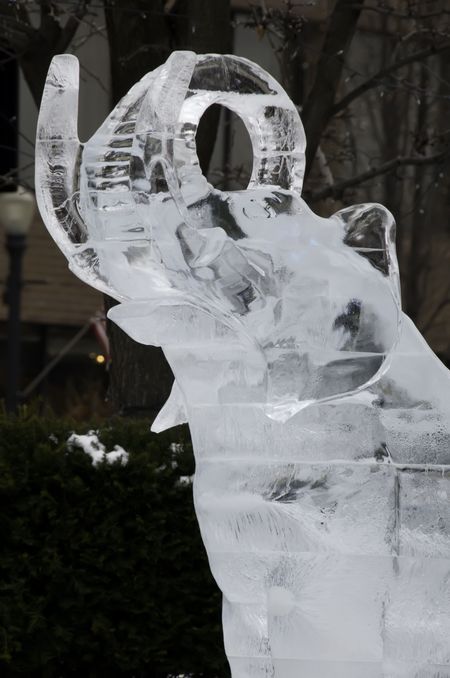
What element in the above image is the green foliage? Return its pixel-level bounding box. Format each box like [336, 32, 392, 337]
[0, 411, 229, 677]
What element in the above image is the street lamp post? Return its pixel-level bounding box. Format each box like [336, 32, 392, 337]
[0, 187, 35, 413]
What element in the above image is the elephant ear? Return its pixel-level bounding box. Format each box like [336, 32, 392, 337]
[265, 203, 403, 423]
[317, 203, 402, 400]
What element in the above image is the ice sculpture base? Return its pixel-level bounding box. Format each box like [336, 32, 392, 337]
[191, 398, 450, 676]
[226, 658, 450, 678]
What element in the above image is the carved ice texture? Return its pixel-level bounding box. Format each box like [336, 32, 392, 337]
[36, 51, 450, 677]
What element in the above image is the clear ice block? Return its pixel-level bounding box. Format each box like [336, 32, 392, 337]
[36, 50, 450, 678]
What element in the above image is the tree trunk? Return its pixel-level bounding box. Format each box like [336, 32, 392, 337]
[302, 0, 364, 175]
[103, 297, 175, 418]
[0, 2, 89, 108]
[104, 0, 232, 417]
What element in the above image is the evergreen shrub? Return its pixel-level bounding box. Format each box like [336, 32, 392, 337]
[0, 412, 228, 677]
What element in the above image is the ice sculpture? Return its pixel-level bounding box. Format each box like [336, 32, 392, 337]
[36, 51, 450, 677]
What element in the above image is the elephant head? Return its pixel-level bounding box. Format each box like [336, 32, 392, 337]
[36, 51, 401, 424]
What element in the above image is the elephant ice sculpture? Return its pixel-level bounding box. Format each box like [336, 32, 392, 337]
[36, 51, 450, 678]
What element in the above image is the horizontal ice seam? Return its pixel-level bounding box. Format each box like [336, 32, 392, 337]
[88, 161, 130, 167]
[252, 150, 304, 158]
[208, 549, 450, 563]
[195, 457, 450, 472]
[228, 656, 450, 667]
[227, 655, 383, 663]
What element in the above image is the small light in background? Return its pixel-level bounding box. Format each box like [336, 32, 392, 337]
[95, 354, 106, 364]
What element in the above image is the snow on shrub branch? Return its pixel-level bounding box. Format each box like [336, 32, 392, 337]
[67, 430, 129, 466]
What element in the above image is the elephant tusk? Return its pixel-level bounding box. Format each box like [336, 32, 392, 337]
[151, 380, 188, 433]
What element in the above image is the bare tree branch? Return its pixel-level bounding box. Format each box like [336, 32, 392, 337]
[330, 41, 450, 119]
[0, 161, 35, 190]
[0, 7, 34, 51]
[351, 3, 450, 20]
[72, 17, 106, 51]
[58, 1, 88, 53]
[302, 0, 365, 174]
[79, 60, 108, 93]
[8, 0, 92, 106]
[15, 1, 31, 26]
[308, 149, 449, 203]
[39, 0, 53, 19]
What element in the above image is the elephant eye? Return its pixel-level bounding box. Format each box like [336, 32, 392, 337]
[236, 283, 256, 311]
[263, 192, 295, 216]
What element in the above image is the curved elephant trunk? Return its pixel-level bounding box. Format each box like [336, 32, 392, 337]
[36, 50, 307, 303]
[133, 51, 307, 218]
[35, 55, 85, 255]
